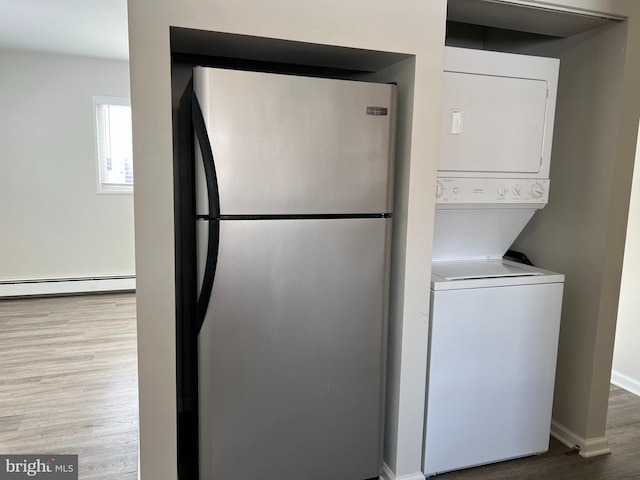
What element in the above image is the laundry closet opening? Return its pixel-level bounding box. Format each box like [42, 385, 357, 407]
[425, 0, 631, 467]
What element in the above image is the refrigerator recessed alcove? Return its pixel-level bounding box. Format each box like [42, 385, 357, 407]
[169, 27, 417, 479]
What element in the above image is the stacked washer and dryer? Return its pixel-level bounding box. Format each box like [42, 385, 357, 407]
[423, 47, 565, 476]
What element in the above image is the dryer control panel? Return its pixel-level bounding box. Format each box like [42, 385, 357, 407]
[435, 178, 549, 204]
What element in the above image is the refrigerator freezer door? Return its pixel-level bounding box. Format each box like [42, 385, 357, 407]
[424, 282, 563, 476]
[194, 68, 396, 216]
[198, 218, 391, 480]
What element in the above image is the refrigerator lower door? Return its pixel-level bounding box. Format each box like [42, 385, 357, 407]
[198, 218, 391, 480]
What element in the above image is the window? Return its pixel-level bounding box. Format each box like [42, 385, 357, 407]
[93, 96, 133, 193]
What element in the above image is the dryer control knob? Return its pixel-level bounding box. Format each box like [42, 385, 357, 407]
[498, 186, 506, 196]
[513, 185, 521, 196]
[436, 181, 443, 198]
[531, 183, 545, 198]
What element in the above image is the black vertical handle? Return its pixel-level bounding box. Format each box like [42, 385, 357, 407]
[192, 93, 220, 333]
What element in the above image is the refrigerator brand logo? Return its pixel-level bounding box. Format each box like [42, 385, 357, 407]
[0, 456, 77, 479]
[366, 106, 388, 116]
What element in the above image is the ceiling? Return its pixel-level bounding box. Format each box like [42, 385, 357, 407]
[0, 0, 129, 61]
[447, 0, 622, 38]
[0, 0, 624, 63]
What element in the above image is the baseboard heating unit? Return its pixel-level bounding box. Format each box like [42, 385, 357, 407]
[0, 275, 136, 298]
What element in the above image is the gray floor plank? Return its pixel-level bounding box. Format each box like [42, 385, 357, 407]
[0, 293, 138, 480]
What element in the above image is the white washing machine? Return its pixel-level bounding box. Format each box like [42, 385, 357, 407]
[424, 259, 563, 476]
[423, 47, 564, 476]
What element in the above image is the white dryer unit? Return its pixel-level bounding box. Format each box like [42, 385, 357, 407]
[438, 46, 559, 179]
[433, 47, 560, 263]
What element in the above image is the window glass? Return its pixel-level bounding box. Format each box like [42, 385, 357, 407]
[94, 96, 133, 193]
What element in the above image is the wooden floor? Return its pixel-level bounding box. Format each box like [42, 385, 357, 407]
[1, 293, 639, 480]
[428, 386, 640, 480]
[0, 293, 138, 480]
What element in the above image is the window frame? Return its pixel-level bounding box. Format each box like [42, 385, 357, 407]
[93, 95, 134, 194]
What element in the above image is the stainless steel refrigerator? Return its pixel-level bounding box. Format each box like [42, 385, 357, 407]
[187, 67, 396, 480]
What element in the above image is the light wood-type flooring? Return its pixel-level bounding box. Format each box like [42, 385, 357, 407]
[1, 293, 639, 479]
[424, 387, 640, 480]
[0, 293, 138, 479]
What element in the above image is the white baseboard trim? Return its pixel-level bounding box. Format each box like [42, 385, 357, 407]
[0, 275, 136, 297]
[611, 370, 640, 397]
[550, 419, 611, 458]
[380, 463, 425, 480]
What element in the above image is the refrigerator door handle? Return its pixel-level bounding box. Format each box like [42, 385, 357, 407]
[196, 219, 219, 333]
[192, 92, 221, 218]
[192, 92, 221, 332]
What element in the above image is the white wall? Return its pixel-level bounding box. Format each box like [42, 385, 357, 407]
[0, 48, 134, 283]
[612, 124, 640, 397]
